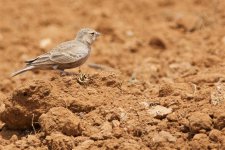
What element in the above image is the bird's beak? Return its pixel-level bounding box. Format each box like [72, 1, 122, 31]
[96, 32, 101, 37]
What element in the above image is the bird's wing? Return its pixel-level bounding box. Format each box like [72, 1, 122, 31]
[49, 40, 89, 64]
[25, 53, 54, 66]
[50, 40, 78, 53]
[49, 51, 86, 64]
[26, 40, 89, 66]
[26, 41, 89, 66]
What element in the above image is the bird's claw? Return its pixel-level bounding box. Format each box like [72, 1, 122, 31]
[59, 70, 78, 76]
[59, 70, 70, 76]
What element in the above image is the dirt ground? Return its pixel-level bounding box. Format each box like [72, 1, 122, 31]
[0, 0, 225, 149]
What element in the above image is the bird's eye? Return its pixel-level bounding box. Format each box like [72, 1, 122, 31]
[90, 32, 95, 36]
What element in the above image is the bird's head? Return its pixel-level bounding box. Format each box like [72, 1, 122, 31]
[76, 28, 100, 45]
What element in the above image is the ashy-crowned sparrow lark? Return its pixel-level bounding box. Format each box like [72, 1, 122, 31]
[12, 28, 100, 77]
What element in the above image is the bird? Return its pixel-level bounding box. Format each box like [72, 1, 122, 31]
[11, 28, 100, 77]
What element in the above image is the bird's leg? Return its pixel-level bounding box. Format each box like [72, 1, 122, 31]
[59, 69, 68, 76]
[78, 67, 82, 74]
[59, 70, 79, 76]
[78, 67, 85, 78]
[78, 67, 84, 77]
[53, 65, 75, 76]
[53, 66, 68, 76]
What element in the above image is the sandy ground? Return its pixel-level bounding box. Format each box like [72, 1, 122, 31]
[1, 0, 225, 149]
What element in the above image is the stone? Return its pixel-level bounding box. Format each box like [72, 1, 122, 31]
[188, 112, 212, 132]
[148, 105, 172, 119]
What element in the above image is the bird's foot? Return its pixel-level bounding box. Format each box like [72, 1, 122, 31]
[59, 70, 69, 76]
[59, 70, 78, 76]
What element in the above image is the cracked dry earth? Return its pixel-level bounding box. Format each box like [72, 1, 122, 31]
[1, 0, 225, 149]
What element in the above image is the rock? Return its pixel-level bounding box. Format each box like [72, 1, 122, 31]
[159, 83, 194, 98]
[167, 112, 178, 122]
[113, 127, 123, 138]
[190, 133, 210, 150]
[73, 140, 94, 150]
[90, 133, 105, 140]
[192, 133, 208, 140]
[120, 111, 128, 122]
[46, 132, 75, 150]
[211, 82, 225, 105]
[103, 139, 121, 149]
[104, 108, 128, 123]
[148, 105, 172, 119]
[101, 121, 112, 132]
[214, 112, 225, 130]
[120, 139, 142, 150]
[81, 122, 100, 137]
[0, 80, 73, 129]
[139, 102, 150, 109]
[90, 121, 112, 140]
[39, 107, 81, 136]
[149, 36, 167, 50]
[179, 118, 189, 132]
[158, 83, 173, 97]
[69, 99, 96, 113]
[73, 136, 89, 144]
[209, 129, 222, 142]
[173, 13, 201, 32]
[152, 131, 176, 143]
[10, 135, 18, 142]
[112, 120, 120, 128]
[188, 112, 212, 132]
[157, 120, 168, 129]
[2, 134, 46, 150]
[26, 135, 42, 147]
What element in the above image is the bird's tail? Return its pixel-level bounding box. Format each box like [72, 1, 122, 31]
[11, 66, 35, 77]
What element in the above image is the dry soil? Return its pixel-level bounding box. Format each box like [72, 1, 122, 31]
[1, 0, 225, 149]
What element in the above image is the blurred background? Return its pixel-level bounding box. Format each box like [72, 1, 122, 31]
[0, 0, 224, 85]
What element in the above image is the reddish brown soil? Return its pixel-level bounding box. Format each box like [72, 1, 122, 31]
[1, 0, 225, 149]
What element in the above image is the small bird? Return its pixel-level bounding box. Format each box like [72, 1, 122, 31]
[11, 28, 100, 77]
